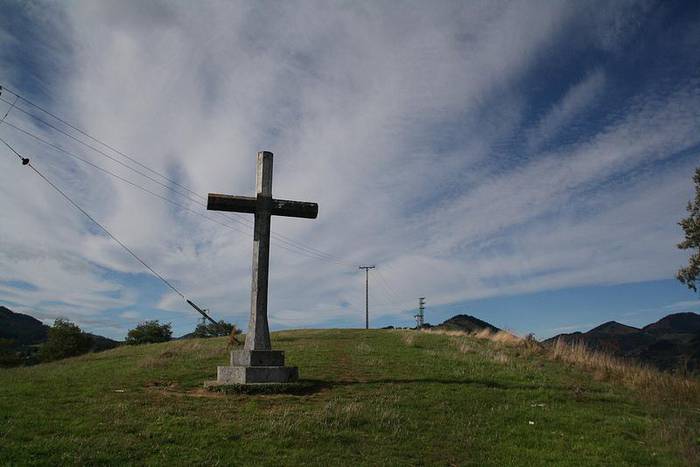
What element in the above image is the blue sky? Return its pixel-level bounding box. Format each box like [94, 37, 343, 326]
[0, 0, 699, 340]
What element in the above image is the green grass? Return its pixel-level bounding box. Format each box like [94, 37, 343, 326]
[0, 329, 698, 466]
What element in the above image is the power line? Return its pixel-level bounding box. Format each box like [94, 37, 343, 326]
[0, 135, 221, 327]
[0, 93, 409, 329]
[0, 120, 250, 233]
[0, 88, 350, 265]
[1, 95, 18, 121]
[375, 268, 402, 304]
[0, 97, 349, 264]
[0, 86, 405, 328]
[0, 118, 350, 265]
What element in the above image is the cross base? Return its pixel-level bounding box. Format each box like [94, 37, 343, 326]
[215, 350, 298, 384]
[231, 349, 284, 366]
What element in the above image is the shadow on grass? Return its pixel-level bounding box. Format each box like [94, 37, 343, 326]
[206, 380, 331, 396]
[205, 377, 614, 401]
[318, 378, 553, 392]
[318, 377, 616, 401]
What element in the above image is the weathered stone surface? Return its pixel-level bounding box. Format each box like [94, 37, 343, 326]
[231, 349, 285, 367]
[207, 151, 314, 385]
[217, 365, 299, 384]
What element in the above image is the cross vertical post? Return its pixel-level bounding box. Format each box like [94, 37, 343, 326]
[206, 150, 318, 385]
[247, 151, 273, 351]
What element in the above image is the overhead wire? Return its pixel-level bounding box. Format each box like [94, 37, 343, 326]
[0, 85, 405, 317]
[0, 119, 355, 263]
[1, 94, 18, 121]
[0, 136, 185, 297]
[0, 134, 226, 326]
[375, 268, 403, 305]
[0, 88, 349, 265]
[0, 117, 350, 265]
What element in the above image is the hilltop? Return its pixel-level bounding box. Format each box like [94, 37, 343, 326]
[545, 312, 700, 373]
[1, 328, 698, 465]
[434, 314, 500, 333]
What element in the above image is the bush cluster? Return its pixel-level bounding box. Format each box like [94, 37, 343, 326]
[126, 320, 172, 345]
[38, 319, 94, 362]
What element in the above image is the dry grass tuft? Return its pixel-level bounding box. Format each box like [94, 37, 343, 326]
[421, 329, 468, 338]
[547, 339, 700, 462]
[548, 339, 700, 403]
[267, 408, 301, 435]
[492, 352, 510, 364]
[472, 328, 523, 345]
[422, 327, 523, 346]
[456, 340, 473, 354]
[401, 332, 416, 346]
[319, 399, 365, 430]
[226, 325, 243, 351]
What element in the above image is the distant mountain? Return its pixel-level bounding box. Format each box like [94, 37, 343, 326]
[587, 321, 640, 336]
[0, 306, 48, 346]
[87, 333, 121, 352]
[0, 306, 120, 362]
[545, 312, 700, 373]
[643, 312, 700, 336]
[435, 314, 500, 333]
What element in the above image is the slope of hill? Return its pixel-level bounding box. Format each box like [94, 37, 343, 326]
[545, 312, 700, 373]
[435, 314, 500, 333]
[0, 329, 697, 465]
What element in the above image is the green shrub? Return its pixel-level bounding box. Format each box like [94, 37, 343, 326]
[126, 320, 172, 345]
[38, 319, 94, 362]
[0, 338, 22, 367]
[192, 320, 239, 338]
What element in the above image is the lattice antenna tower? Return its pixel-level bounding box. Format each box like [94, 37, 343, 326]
[415, 297, 426, 328]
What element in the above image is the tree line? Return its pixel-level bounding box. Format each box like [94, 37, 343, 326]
[1, 317, 241, 367]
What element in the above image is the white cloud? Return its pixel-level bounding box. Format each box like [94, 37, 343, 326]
[662, 300, 700, 312]
[526, 69, 607, 152]
[0, 1, 697, 337]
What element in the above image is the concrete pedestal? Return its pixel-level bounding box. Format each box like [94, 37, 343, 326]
[215, 350, 298, 384]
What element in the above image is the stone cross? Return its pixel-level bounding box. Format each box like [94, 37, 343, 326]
[206, 151, 317, 384]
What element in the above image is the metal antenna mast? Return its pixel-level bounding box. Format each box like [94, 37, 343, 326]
[415, 297, 426, 328]
[359, 265, 376, 329]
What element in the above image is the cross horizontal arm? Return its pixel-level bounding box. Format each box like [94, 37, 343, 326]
[272, 198, 318, 219]
[208, 194, 257, 214]
[207, 193, 318, 219]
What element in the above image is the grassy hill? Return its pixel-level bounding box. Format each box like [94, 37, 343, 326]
[1, 329, 698, 465]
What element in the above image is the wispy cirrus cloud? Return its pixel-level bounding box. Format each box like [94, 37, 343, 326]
[0, 1, 698, 338]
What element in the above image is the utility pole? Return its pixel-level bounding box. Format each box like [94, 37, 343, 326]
[415, 297, 426, 328]
[359, 265, 376, 329]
